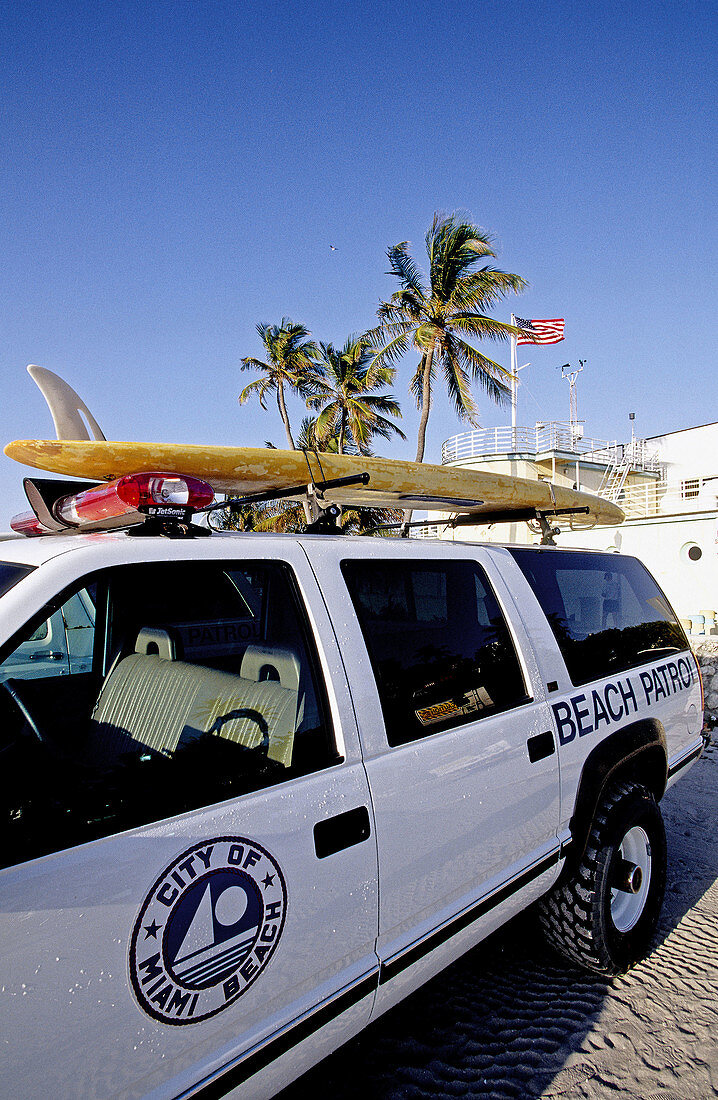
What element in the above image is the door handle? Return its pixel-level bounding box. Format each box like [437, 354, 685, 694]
[527, 731, 556, 763]
[314, 806, 371, 859]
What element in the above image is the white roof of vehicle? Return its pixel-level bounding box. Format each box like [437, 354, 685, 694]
[0, 531, 117, 567]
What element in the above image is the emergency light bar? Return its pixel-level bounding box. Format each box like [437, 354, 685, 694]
[9, 511, 48, 537]
[55, 472, 214, 525]
[11, 472, 215, 535]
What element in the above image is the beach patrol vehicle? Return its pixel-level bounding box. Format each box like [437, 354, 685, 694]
[0, 371, 705, 1099]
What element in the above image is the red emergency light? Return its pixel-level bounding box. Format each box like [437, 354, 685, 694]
[10, 511, 49, 537]
[11, 472, 215, 535]
[54, 472, 214, 526]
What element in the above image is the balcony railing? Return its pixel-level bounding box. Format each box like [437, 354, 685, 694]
[616, 478, 718, 519]
[441, 424, 661, 474]
[409, 477, 718, 534]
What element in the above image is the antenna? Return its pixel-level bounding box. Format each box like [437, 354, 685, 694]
[560, 360, 585, 441]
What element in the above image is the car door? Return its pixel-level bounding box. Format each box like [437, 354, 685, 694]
[0, 541, 378, 1100]
[307, 541, 561, 1013]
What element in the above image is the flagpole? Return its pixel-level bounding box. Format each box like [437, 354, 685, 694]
[510, 313, 518, 447]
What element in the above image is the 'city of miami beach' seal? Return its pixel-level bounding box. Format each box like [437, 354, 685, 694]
[129, 836, 287, 1025]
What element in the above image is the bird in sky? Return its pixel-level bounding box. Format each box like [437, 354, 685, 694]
[329, 244, 337, 251]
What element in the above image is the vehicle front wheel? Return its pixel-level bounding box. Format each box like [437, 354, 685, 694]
[539, 781, 666, 975]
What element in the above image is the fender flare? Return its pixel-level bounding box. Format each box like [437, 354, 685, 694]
[565, 718, 668, 872]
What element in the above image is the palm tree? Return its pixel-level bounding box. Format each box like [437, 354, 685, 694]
[307, 335, 406, 455]
[369, 213, 527, 463]
[239, 319, 319, 449]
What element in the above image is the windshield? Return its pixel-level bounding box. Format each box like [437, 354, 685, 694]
[0, 562, 35, 598]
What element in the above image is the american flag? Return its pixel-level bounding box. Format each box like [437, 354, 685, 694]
[515, 317, 565, 345]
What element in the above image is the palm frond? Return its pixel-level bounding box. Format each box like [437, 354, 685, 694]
[386, 242, 425, 296]
[364, 359, 396, 390]
[440, 335, 481, 425]
[239, 356, 269, 373]
[358, 393, 404, 418]
[338, 505, 404, 535]
[354, 407, 406, 442]
[447, 313, 520, 343]
[367, 328, 413, 370]
[409, 353, 434, 409]
[306, 332, 405, 457]
[451, 338, 512, 405]
[448, 270, 528, 313]
[314, 404, 341, 442]
[238, 377, 272, 408]
[371, 212, 526, 461]
[427, 214, 498, 301]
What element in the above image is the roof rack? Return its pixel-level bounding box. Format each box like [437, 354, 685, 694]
[370, 506, 590, 545]
[204, 472, 371, 534]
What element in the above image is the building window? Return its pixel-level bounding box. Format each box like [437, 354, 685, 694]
[680, 543, 703, 563]
[682, 478, 700, 499]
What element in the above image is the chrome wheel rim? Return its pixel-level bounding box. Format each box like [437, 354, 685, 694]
[610, 825, 652, 933]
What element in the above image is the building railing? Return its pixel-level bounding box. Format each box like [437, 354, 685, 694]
[616, 477, 718, 519]
[410, 524, 444, 539]
[441, 424, 661, 474]
[409, 477, 718, 534]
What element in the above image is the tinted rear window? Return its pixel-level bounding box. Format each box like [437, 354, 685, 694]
[508, 548, 687, 686]
[0, 562, 34, 598]
[342, 558, 529, 745]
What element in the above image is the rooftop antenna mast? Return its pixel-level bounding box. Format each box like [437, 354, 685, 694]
[560, 360, 585, 442]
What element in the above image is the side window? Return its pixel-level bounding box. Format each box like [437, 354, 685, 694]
[341, 559, 529, 746]
[0, 609, 70, 681]
[62, 589, 96, 674]
[0, 561, 334, 869]
[508, 548, 688, 686]
[0, 587, 96, 685]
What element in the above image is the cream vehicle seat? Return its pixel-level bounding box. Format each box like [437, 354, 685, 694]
[89, 631, 298, 769]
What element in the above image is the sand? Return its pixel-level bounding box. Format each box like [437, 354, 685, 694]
[280, 738, 718, 1099]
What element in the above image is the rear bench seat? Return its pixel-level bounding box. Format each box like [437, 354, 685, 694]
[90, 652, 298, 768]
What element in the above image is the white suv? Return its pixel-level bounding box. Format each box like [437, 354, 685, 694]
[0, 529, 704, 1099]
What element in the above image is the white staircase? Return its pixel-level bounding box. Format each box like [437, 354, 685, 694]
[599, 460, 631, 501]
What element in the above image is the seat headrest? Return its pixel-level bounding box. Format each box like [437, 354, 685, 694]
[135, 627, 175, 660]
[240, 645, 300, 691]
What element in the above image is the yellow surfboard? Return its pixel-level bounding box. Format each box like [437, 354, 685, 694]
[4, 438, 625, 526]
[6, 366, 625, 529]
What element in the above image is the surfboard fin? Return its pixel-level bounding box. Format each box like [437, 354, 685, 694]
[27, 364, 106, 441]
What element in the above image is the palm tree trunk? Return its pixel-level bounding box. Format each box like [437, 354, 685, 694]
[414, 348, 434, 463]
[338, 410, 346, 455]
[276, 384, 296, 449]
[277, 385, 314, 522]
[276, 382, 315, 523]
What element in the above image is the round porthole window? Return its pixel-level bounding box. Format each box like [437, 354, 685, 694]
[680, 542, 703, 563]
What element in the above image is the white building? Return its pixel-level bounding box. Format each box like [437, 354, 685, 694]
[423, 421, 718, 630]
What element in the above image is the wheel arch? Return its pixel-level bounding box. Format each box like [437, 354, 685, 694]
[565, 719, 668, 872]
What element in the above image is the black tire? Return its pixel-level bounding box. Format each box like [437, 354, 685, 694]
[539, 781, 666, 974]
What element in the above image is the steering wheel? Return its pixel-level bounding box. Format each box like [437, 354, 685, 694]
[0, 679, 46, 749]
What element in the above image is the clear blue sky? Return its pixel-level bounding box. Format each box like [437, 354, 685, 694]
[1, 0, 715, 525]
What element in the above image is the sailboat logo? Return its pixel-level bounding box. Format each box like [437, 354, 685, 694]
[130, 836, 287, 1025]
[165, 871, 262, 989]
